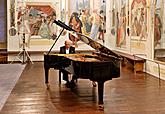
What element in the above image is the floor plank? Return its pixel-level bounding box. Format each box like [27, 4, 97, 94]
[1, 62, 165, 114]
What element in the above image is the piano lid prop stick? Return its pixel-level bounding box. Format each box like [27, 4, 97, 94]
[57, 20, 75, 32]
[47, 28, 65, 55]
[54, 20, 75, 32]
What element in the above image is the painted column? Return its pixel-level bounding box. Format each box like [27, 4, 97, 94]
[104, 0, 111, 48]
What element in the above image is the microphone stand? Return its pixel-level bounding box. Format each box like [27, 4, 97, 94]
[10, 33, 33, 64]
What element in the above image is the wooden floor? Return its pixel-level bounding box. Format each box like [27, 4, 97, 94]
[1, 62, 165, 114]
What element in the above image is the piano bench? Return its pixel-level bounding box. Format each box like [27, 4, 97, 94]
[115, 51, 146, 73]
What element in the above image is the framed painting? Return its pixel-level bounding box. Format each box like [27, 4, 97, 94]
[16, 4, 56, 39]
[15, 1, 57, 47]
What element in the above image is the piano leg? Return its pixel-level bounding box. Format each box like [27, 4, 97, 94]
[98, 81, 104, 110]
[45, 67, 50, 89]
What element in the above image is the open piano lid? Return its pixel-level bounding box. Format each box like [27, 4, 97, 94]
[54, 20, 121, 59]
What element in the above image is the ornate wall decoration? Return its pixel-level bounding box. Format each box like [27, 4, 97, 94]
[154, 0, 163, 48]
[154, 0, 165, 61]
[10, 0, 15, 27]
[15, 1, 57, 48]
[9, 0, 16, 36]
[0, 0, 6, 42]
[131, 0, 147, 40]
[116, 0, 127, 47]
[17, 5, 56, 39]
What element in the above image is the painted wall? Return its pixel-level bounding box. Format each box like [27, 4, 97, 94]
[105, 0, 165, 80]
[7, 0, 165, 81]
[7, 0, 95, 61]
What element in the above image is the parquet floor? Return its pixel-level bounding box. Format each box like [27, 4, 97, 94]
[1, 62, 165, 114]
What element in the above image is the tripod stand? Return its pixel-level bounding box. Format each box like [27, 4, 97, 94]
[10, 33, 33, 64]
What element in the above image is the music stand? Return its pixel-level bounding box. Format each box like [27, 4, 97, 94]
[10, 33, 33, 64]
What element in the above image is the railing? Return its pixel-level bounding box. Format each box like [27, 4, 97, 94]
[133, 54, 161, 86]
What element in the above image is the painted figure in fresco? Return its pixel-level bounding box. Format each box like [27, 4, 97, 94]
[98, 10, 105, 43]
[31, 14, 42, 35]
[154, 13, 162, 47]
[69, 12, 82, 47]
[38, 16, 52, 39]
[117, 6, 126, 47]
[131, 0, 147, 39]
[81, 9, 91, 36]
[49, 12, 58, 40]
[89, 9, 101, 40]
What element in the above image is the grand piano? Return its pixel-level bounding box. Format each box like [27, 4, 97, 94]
[44, 20, 122, 108]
